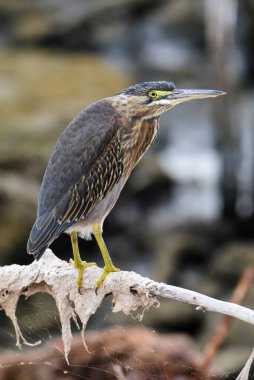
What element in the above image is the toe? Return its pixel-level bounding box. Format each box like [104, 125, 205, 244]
[96, 266, 120, 289]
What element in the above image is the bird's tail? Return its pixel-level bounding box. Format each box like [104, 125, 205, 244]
[27, 210, 65, 260]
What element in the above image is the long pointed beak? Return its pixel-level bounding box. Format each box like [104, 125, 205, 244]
[168, 88, 226, 105]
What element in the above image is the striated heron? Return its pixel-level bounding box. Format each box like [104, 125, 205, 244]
[27, 81, 225, 289]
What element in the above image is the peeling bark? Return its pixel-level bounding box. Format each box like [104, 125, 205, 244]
[0, 249, 253, 362]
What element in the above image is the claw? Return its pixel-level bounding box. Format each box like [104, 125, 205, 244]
[93, 223, 121, 290]
[69, 259, 97, 288]
[69, 232, 98, 289]
[96, 265, 120, 290]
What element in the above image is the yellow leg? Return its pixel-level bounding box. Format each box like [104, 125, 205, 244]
[69, 232, 97, 289]
[93, 223, 120, 288]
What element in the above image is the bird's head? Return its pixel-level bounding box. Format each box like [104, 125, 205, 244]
[118, 81, 225, 119]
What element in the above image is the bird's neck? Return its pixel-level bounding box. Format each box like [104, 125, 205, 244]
[121, 116, 160, 173]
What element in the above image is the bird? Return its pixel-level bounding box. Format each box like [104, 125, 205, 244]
[27, 81, 225, 289]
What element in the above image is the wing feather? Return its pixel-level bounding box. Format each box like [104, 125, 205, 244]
[38, 99, 120, 216]
[27, 99, 123, 258]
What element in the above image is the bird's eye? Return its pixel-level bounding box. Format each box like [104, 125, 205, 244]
[149, 90, 158, 100]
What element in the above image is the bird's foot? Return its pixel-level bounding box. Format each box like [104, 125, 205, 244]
[96, 264, 120, 290]
[69, 258, 97, 289]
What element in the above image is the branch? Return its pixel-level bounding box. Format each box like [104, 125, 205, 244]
[0, 249, 253, 362]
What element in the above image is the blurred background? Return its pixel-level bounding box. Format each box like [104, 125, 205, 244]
[0, 0, 253, 377]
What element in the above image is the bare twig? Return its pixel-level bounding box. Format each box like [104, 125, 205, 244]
[200, 267, 254, 372]
[0, 249, 253, 362]
[236, 349, 254, 380]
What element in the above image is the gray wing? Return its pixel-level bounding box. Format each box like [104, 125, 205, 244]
[38, 99, 122, 216]
[27, 99, 123, 257]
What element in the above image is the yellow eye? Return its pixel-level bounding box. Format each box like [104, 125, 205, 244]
[149, 90, 158, 100]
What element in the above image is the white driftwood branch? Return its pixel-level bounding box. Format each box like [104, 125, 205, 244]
[0, 249, 253, 362]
